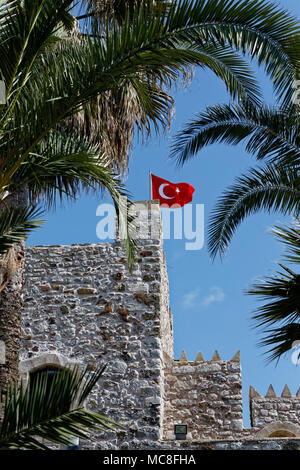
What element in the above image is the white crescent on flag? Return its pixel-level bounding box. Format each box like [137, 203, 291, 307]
[158, 183, 176, 199]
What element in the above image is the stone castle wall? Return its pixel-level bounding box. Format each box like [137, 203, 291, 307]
[249, 385, 300, 435]
[163, 351, 244, 441]
[20, 200, 300, 449]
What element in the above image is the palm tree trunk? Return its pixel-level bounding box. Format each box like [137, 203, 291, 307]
[0, 192, 26, 393]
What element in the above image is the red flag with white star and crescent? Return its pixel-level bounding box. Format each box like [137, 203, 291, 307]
[151, 173, 195, 207]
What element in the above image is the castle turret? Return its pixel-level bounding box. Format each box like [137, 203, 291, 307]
[21, 200, 173, 449]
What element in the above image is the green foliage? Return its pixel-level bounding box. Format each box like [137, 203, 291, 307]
[0, 365, 122, 449]
[248, 222, 300, 362]
[0, 205, 43, 256]
[208, 163, 300, 259]
[171, 102, 300, 259]
[0, 0, 141, 267]
[171, 102, 300, 166]
[3, 0, 300, 174]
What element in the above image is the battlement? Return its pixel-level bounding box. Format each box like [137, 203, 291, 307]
[163, 349, 243, 440]
[250, 384, 300, 399]
[176, 349, 240, 363]
[249, 385, 300, 435]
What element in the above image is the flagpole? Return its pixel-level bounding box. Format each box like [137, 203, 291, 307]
[149, 171, 152, 201]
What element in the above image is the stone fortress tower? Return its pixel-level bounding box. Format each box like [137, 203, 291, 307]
[20, 201, 300, 450]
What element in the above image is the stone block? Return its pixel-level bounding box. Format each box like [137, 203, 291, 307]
[197, 363, 221, 373]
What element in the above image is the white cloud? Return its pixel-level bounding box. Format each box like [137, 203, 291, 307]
[182, 286, 225, 309]
[182, 287, 201, 309]
[202, 286, 225, 306]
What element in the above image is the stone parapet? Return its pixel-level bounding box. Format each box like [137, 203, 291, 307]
[249, 385, 300, 433]
[163, 350, 243, 441]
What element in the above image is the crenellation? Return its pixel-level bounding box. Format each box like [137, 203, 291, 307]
[266, 384, 276, 398]
[281, 384, 292, 397]
[249, 385, 300, 434]
[162, 353, 244, 440]
[211, 350, 221, 361]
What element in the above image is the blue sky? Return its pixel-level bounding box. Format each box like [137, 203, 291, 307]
[27, 0, 300, 427]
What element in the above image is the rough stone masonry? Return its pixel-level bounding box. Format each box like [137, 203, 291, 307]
[20, 200, 300, 449]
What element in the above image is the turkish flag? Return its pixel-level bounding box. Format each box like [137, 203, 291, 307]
[151, 173, 195, 207]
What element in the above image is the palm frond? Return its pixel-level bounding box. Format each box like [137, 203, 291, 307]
[6, 129, 138, 270]
[3, 0, 300, 182]
[159, 0, 300, 106]
[0, 205, 43, 256]
[189, 43, 261, 106]
[247, 220, 300, 363]
[248, 267, 300, 328]
[0, 0, 75, 118]
[208, 165, 300, 259]
[66, 77, 175, 175]
[248, 268, 300, 363]
[255, 323, 300, 364]
[0, 365, 122, 449]
[11, 130, 124, 206]
[171, 102, 300, 166]
[10, 38, 257, 166]
[66, 42, 261, 175]
[271, 221, 300, 265]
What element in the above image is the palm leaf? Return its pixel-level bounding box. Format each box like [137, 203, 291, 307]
[248, 266, 300, 328]
[171, 102, 300, 166]
[248, 267, 300, 363]
[271, 221, 300, 265]
[0, 365, 122, 450]
[207, 165, 300, 259]
[0, 205, 43, 256]
[255, 323, 300, 364]
[247, 220, 300, 363]
[0, 0, 75, 119]
[11, 36, 258, 162]
[11, 130, 127, 207]
[6, 129, 138, 271]
[160, 0, 300, 106]
[3, 0, 300, 183]
[66, 77, 175, 175]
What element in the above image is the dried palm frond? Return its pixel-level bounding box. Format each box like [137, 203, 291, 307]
[77, 0, 169, 26]
[65, 78, 175, 176]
